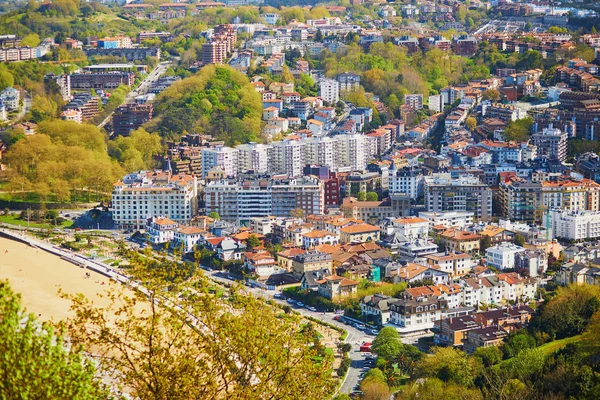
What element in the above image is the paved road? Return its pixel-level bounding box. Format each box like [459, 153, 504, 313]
[204, 269, 372, 395]
[97, 60, 172, 130]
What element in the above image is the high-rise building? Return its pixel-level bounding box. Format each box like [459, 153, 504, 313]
[111, 170, 198, 229]
[237, 142, 273, 174]
[389, 164, 423, 198]
[404, 93, 423, 111]
[425, 175, 493, 220]
[500, 177, 600, 221]
[112, 104, 153, 136]
[205, 176, 324, 223]
[201, 146, 239, 178]
[201, 42, 228, 65]
[336, 72, 361, 92]
[319, 78, 339, 104]
[531, 125, 568, 161]
[428, 94, 444, 113]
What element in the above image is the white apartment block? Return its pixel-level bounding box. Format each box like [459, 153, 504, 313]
[548, 209, 600, 241]
[388, 164, 423, 198]
[418, 211, 474, 229]
[201, 146, 239, 178]
[319, 78, 339, 104]
[486, 243, 525, 270]
[305, 136, 336, 167]
[205, 177, 324, 223]
[404, 93, 423, 110]
[428, 94, 444, 113]
[112, 171, 198, 229]
[424, 252, 473, 277]
[383, 217, 430, 240]
[237, 142, 272, 174]
[270, 139, 306, 178]
[531, 125, 567, 162]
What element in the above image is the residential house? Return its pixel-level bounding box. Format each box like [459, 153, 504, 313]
[244, 251, 278, 278]
[389, 263, 450, 284]
[173, 225, 204, 253]
[389, 296, 448, 332]
[463, 326, 508, 354]
[434, 315, 480, 346]
[340, 223, 381, 244]
[302, 229, 339, 249]
[424, 252, 473, 277]
[438, 229, 482, 254]
[146, 216, 178, 245]
[317, 275, 359, 300]
[291, 251, 333, 279]
[276, 248, 305, 271]
[360, 294, 394, 326]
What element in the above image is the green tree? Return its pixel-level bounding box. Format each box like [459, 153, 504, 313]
[0, 68, 14, 91]
[366, 191, 378, 201]
[482, 89, 501, 102]
[513, 234, 526, 247]
[0, 281, 108, 399]
[480, 235, 492, 252]
[357, 191, 367, 201]
[63, 261, 335, 400]
[465, 117, 477, 131]
[415, 347, 482, 387]
[372, 327, 403, 361]
[504, 117, 533, 143]
[151, 65, 263, 144]
[21, 33, 41, 47]
[208, 211, 220, 220]
[246, 234, 261, 250]
[473, 346, 502, 367]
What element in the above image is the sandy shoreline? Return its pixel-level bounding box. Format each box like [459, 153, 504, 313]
[0, 236, 118, 322]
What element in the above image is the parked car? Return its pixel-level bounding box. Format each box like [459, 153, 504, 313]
[307, 306, 317, 312]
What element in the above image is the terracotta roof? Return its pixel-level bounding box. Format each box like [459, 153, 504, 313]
[303, 229, 335, 239]
[206, 237, 225, 246]
[440, 229, 481, 241]
[316, 275, 359, 287]
[340, 223, 380, 234]
[177, 226, 205, 235]
[394, 217, 428, 224]
[314, 244, 342, 254]
[153, 217, 177, 226]
[278, 248, 306, 258]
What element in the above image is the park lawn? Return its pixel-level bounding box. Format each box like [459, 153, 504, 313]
[0, 214, 73, 229]
[495, 334, 583, 369]
[536, 334, 583, 356]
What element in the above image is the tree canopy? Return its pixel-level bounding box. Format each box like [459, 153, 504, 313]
[0, 280, 108, 399]
[149, 65, 263, 145]
[62, 257, 336, 399]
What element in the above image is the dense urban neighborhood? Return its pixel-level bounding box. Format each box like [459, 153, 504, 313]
[2, 0, 600, 399]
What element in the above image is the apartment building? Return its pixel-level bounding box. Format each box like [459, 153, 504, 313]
[319, 78, 340, 104]
[531, 125, 568, 162]
[389, 296, 448, 332]
[337, 72, 361, 92]
[500, 177, 600, 222]
[63, 92, 100, 121]
[204, 176, 324, 223]
[237, 142, 272, 174]
[388, 164, 423, 198]
[404, 93, 423, 111]
[201, 146, 239, 178]
[111, 170, 198, 229]
[418, 211, 474, 230]
[112, 103, 153, 136]
[548, 209, 600, 241]
[425, 175, 493, 220]
[84, 47, 161, 61]
[201, 41, 228, 64]
[70, 71, 135, 90]
[486, 243, 526, 270]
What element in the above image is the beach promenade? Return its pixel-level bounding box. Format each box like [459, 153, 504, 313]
[0, 228, 135, 321]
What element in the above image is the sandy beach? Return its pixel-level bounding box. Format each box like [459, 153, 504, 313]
[0, 236, 119, 322]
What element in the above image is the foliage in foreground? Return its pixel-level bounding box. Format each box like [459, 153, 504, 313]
[61, 257, 336, 399]
[0, 280, 108, 399]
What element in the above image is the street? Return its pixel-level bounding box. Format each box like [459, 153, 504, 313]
[97, 60, 172, 130]
[204, 269, 372, 395]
